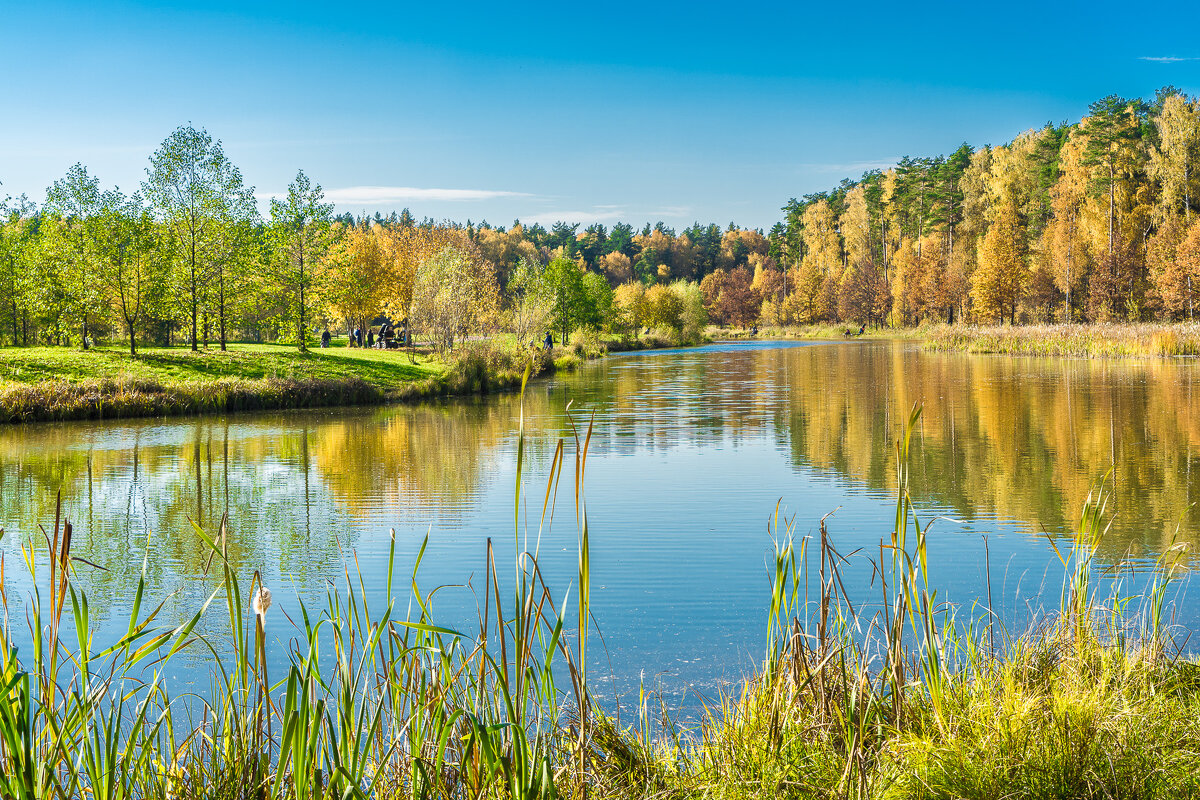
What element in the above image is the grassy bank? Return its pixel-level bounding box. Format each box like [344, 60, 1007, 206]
[924, 322, 1200, 358]
[0, 334, 630, 423]
[2, 404, 1198, 798]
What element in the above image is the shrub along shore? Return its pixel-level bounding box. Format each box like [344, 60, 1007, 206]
[0, 331, 697, 424]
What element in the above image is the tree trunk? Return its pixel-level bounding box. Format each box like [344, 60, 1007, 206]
[219, 271, 227, 351]
[298, 248, 307, 353]
[1107, 163, 1115, 257]
[191, 239, 199, 351]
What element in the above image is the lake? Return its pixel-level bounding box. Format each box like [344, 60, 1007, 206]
[2, 339, 1198, 709]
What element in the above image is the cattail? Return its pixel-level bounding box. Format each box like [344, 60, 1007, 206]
[251, 586, 272, 619]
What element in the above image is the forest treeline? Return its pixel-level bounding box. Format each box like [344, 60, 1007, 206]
[0, 126, 717, 354]
[776, 86, 1200, 327]
[3, 86, 1200, 354]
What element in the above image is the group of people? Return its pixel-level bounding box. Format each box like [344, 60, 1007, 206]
[319, 323, 409, 349]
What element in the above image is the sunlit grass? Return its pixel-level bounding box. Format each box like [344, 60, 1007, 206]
[0, 342, 445, 388]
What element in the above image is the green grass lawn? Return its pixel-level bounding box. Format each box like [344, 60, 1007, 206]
[0, 341, 445, 391]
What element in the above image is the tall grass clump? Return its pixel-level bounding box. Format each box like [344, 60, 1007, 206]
[0, 370, 598, 798]
[0, 375, 386, 423]
[587, 406, 1200, 799]
[924, 322, 1200, 358]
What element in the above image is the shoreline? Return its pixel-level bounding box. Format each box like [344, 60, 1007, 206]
[0, 334, 702, 425]
[17, 319, 1194, 426]
[713, 321, 1200, 359]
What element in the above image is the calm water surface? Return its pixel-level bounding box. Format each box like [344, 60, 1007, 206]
[2, 340, 1199, 706]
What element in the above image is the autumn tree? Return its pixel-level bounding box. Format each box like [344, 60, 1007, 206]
[643, 283, 684, 330]
[1158, 216, 1200, 319]
[327, 222, 389, 337]
[1045, 131, 1090, 319]
[838, 257, 891, 325]
[379, 225, 450, 330]
[614, 281, 647, 336]
[599, 251, 633, 284]
[796, 200, 841, 321]
[409, 239, 499, 350]
[1149, 92, 1200, 221]
[972, 202, 1029, 323]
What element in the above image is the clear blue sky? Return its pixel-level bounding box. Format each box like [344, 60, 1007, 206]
[2, 0, 1198, 230]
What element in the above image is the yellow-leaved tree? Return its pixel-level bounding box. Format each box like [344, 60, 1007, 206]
[326, 222, 388, 338]
[408, 234, 499, 351]
[972, 201, 1028, 323]
[1045, 131, 1090, 320]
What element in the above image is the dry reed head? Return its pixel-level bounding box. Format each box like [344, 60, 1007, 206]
[251, 586, 272, 618]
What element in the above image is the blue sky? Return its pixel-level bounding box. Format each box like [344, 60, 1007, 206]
[2, 0, 1198, 230]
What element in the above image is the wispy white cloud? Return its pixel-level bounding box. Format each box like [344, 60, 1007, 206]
[797, 159, 899, 174]
[522, 206, 691, 227]
[256, 185, 533, 205]
[1138, 56, 1200, 63]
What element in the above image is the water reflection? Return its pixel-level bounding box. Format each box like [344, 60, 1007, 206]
[0, 340, 1196, 699]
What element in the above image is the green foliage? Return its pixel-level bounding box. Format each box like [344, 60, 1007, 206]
[143, 124, 259, 350]
[268, 170, 335, 352]
[543, 256, 589, 344]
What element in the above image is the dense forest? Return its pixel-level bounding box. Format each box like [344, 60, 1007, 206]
[2, 86, 1199, 352]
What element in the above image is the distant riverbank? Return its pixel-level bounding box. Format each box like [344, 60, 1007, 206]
[923, 322, 1200, 358]
[0, 332, 702, 424]
[712, 321, 1200, 358]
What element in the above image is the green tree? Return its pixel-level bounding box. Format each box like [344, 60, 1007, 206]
[269, 170, 335, 352]
[581, 271, 615, 330]
[44, 163, 106, 347]
[95, 191, 164, 354]
[0, 193, 37, 345]
[1082, 96, 1146, 259]
[144, 125, 255, 350]
[543, 256, 588, 344]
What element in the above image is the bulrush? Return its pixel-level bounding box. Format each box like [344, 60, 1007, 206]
[251, 585, 272, 619]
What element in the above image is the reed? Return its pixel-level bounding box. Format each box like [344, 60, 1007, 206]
[924, 322, 1200, 358]
[587, 406, 1200, 799]
[1, 399, 1199, 798]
